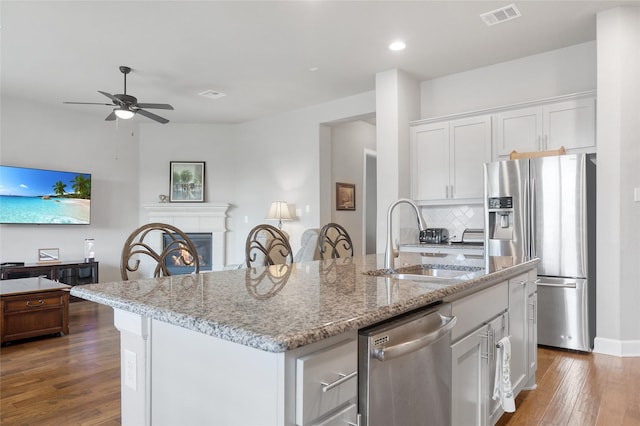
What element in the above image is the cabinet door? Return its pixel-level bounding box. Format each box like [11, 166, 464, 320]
[527, 292, 538, 379]
[543, 97, 595, 151]
[450, 115, 492, 200]
[496, 107, 542, 157]
[451, 325, 487, 426]
[56, 262, 98, 286]
[487, 313, 508, 425]
[411, 122, 449, 201]
[296, 339, 357, 425]
[508, 273, 528, 395]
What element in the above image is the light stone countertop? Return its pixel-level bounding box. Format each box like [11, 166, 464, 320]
[71, 252, 538, 353]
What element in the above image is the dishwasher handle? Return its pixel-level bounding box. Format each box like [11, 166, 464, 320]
[371, 314, 457, 362]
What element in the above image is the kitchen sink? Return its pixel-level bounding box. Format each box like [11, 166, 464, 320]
[384, 264, 483, 283]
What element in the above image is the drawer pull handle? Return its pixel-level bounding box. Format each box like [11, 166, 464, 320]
[26, 299, 45, 307]
[321, 370, 357, 393]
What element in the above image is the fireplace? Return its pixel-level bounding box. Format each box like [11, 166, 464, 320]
[163, 232, 213, 275]
[143, 202, 230, 271]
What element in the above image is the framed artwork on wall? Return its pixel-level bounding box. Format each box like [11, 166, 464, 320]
[336, 182, 355, 211]
[170, 161, 205, 202]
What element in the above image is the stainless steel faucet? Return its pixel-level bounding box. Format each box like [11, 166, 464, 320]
[384, 198, 427, 270]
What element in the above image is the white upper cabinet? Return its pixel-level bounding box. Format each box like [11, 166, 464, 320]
[495, 95, 596, 158]
[411, 115, 492, 204]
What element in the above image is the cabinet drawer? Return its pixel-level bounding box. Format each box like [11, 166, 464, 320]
[451, 281, 508, 342]
[312, 403, 357, 426]
[296, 338, 357, 426]
[3, 292, 65, 313]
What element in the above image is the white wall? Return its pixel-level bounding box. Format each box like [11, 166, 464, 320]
[229, 91, 375, 264]
[329, 120, 376, 256]
[594, 7, 640, 356]
[375, 69, 421, 253]
[0, 97, 139, 283]
[420, 41, 597, 119]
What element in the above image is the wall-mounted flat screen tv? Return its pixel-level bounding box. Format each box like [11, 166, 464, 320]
[0, 165, 92, 225]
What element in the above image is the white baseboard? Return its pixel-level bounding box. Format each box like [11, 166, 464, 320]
[593, 337, 640, 357]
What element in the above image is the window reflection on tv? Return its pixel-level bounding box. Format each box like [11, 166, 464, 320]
[0, 165, 92, 225]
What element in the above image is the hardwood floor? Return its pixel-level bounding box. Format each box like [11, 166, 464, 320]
[2, 301, 639, 425]
[498, 347, 640, 426]
[1, 301, 121, 425]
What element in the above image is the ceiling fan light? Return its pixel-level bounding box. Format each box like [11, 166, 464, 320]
[115, 108, 134, 119]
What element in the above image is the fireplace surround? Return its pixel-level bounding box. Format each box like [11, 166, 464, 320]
[143, 203, 229, 271]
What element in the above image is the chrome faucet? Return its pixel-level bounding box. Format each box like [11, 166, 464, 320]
[384, 198, 427, 270]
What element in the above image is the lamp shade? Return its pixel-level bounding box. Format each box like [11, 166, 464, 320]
[266, 201, 293, 229]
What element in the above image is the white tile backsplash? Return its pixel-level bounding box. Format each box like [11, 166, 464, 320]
[421, 204, 484, 241]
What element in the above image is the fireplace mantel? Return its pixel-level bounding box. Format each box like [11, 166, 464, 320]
[142, 203, 230, 270]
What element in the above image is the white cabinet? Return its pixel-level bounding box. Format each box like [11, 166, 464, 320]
[296, 338, 357, 426]
[411, 115, 492, 204]
[508, 273, 528, 395]
[449, 280, 509, 426]
[508, 271, 538, 397]
[451, 313, 507, 426]
[526, 271, 538, 390]
[495, 95, 595, 158]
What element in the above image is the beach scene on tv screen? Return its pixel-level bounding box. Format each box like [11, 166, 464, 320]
[0, 166, 91, 224]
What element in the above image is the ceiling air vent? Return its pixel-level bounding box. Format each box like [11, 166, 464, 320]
[198, 89, 226, 100]
[480, 4, 521, 26]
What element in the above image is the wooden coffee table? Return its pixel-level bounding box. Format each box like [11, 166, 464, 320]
[0, 277, 71, 344]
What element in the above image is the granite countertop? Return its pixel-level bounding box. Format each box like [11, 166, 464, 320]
[71, 253, 537, 353]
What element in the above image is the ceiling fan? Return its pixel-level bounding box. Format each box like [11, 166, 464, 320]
[63, 66, 173, 124]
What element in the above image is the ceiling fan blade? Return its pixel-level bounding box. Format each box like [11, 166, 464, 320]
[136, 103, 174, 110]
[105, 111, 117, 121]
[98, 90, 122, 105]
[63, 101, 114, 106]
[136, 108, 169, 124]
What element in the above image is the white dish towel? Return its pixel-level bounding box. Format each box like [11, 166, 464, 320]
[492, 336, 516, 412]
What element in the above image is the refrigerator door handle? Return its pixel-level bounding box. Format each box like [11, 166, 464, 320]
[523, 177, 531, 260]
[531, 177, 536, 259]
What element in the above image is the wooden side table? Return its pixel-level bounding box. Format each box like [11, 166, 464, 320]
[0, 277, 71, 345]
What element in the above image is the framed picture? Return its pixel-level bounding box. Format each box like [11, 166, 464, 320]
[38, 248, 60, 264]
[336, 182, 356, 211]
[170, 162, 205, 202]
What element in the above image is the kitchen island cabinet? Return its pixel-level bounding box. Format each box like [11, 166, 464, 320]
[72, 253, 538, 426]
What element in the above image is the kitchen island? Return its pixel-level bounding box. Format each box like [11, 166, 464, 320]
[72, 252, 537, 426]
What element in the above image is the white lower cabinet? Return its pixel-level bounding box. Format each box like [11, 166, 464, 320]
[449, 280, 509, 426]
[295, 338, 358, 426]
[508, 271, 539, 395]
[449, 267, 537, 426]
[508, 273, 528, 395]
[526, 272, 538, 390]
[451, 313, 507, 426]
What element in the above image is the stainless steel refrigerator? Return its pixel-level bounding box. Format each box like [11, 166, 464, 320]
[484, 154, 596, 351]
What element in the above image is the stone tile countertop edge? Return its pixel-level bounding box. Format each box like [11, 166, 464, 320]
[71, 253, 538, 353]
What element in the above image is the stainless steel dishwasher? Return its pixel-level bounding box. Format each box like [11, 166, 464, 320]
[358, 303, 456, 426]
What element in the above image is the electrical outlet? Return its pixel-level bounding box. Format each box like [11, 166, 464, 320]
[124, 349, 137, 390]
[635, 188, 640, 202]
[296, 208, 302, 217]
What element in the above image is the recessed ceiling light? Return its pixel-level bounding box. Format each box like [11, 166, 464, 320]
[389, 41, 406, 51]
[198, 89, 226, 100]
[309, 67, 320, 72]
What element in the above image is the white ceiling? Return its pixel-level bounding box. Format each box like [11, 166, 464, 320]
[1, 1, 637, 124]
